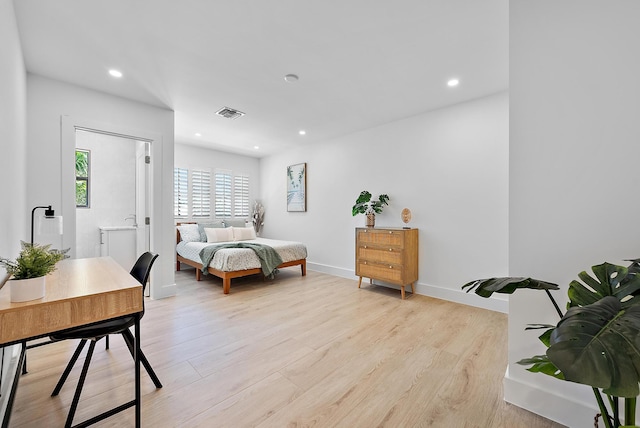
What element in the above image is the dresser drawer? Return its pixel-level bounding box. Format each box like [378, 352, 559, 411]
[357, 261, 403, 284]
[357, 246, 403, 265]
[357, 229, 404, 247]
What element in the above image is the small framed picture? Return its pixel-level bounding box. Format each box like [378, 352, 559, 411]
[287, 163, 306, 212]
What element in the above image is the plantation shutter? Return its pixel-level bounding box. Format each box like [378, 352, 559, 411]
[215, 171, 232, 218]
[192, 169, 211, 218]
[234, 175, 250, 217]
[174, 167, 189, 218]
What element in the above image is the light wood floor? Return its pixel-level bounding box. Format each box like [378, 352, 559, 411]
[10, 268, 566, 427]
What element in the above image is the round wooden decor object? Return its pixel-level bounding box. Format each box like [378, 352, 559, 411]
[401, 208, 412, 224]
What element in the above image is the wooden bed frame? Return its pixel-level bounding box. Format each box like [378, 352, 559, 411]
[176, 223, 306, 294]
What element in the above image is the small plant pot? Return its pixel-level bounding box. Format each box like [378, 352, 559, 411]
[9, 276, 46, 302]
[366, 212, 376, 227]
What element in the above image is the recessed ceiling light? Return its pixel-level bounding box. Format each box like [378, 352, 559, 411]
[109, 69, 123, 78]
[447, 78, 459, 87]
[254, 146, 260, 150]
[299, 130, 306, 135]
[195, 133, 201, 137]
[284, 74, 299, 83]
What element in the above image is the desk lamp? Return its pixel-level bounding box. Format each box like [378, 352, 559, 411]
[31, 205, 63, 245]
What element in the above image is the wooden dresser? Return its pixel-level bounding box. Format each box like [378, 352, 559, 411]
[355, 227, 419, 299]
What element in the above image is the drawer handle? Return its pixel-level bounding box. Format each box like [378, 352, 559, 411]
[389, 248, 392, 251]
[364, 245, 367, 249]
[389, 265, 393, 269]
[389, 231, 393, 234]
[364, 261, 367, 265]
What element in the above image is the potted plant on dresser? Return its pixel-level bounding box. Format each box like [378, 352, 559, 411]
[352, 191, 390, 227]
[1, 242, 67, 302]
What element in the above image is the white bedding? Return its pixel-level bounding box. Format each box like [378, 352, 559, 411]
[177, 238, 307, 272]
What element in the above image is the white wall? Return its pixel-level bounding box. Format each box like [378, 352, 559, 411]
[26, 74, 176, 299]
[260, 92, 509, 312]
[174, 143, 261, 222]
[0, 0, 26, 260]
[76, 131, 137, 259]
[507, 1, 640, 426]
[0, 0, 26, 418]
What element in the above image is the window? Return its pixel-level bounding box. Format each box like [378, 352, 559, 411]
[174, 167, 189, 218]
[215, 171, 232, 218]
[234, 175, 250, 217]
[76, 149, 90, 207]
[174, 168, 248, 220]
[191, 169, 211, 218]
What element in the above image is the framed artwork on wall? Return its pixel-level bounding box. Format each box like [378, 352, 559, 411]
[287, 162, 306, 212]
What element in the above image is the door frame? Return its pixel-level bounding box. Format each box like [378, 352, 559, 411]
[61, 116, 161, 295]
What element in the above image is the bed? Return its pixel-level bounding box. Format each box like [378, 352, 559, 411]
[175, 222, 307, 294]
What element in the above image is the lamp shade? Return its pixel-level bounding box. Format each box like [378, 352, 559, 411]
[36, 215, 63, 235]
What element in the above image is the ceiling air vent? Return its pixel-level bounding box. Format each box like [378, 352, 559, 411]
[216, 107, 245, 120]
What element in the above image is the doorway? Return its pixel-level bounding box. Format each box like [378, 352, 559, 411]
[61, 116, 166, 298]
[74, 129, 150, 270]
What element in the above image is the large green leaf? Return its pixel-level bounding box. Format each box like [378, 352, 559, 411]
[547, 296, 640, 397]
[352, 191, 372, 216]
[567, 263, 640, 309]
[523, 324, 555, 346]
[628, 259, 640, 273]
[517, 355, 565, 380]
[462, 277, 559, 298]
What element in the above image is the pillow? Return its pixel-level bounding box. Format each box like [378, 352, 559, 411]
[223, 219, 248, 228]
[177, 224, 201, 243]
[232, 226, 257, 241]
[204, 227, 234, 243]
[197, 221, 224, 242]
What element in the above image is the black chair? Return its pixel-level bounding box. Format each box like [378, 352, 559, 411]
[50, 252, 162, 427]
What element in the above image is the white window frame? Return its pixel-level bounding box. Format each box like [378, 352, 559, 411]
[75, 149, 90, 208]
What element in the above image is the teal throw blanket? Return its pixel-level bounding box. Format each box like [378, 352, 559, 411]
[199, 242, 283, 278]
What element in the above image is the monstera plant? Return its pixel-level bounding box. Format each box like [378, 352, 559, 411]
[463, 259, 640, 428]
[351, 191, 389, 216]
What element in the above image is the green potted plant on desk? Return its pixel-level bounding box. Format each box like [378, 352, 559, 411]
[1, 241, 67, 302]
[352, 191, 389, 227]
[462, 259, 640, 428]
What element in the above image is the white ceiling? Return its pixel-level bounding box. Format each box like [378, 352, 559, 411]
[13, 0, 508, 158]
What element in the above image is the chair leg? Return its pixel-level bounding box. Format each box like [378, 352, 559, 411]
[51, 339, 88, 396]
[105, 335, 109, 350]
[121, 329, 163, 388]
[64, 340, 97, 428]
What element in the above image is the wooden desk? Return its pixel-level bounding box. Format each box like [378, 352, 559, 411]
[0, 257, 143, 427]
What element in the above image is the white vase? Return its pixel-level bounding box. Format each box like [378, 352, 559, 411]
[9, 276, 46, 302]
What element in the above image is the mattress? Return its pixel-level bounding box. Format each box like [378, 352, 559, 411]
[177, 238, 307, 272]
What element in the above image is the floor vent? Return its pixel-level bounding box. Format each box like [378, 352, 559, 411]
[216, 107, 245, 120]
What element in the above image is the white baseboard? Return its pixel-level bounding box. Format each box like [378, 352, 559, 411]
[416, 282, 508, 313]
[307, 262, 508, 313]
[503, 367, 598, 427]
[151, 282, 176, 299]
[307, 262, 356, 280]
